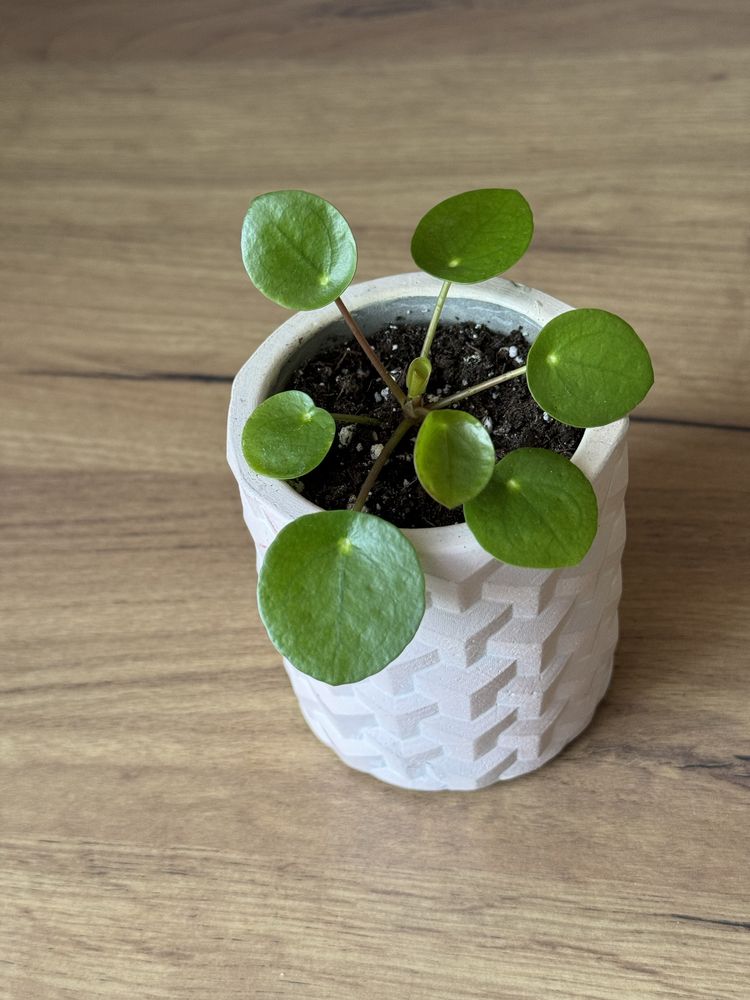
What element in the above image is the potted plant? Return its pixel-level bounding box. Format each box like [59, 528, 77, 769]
[227, 189, 653, 791]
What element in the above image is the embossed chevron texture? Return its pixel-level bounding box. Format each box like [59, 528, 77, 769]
[230, 425, 629, 792]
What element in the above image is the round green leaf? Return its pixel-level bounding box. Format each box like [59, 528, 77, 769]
[464, 448, 598, 568]
[241, 190, 357, 310]
[414, 409, 495, 509]
[527, 308, 654, 427]
[258, 510, 425, 685]
[410, 188, 533, 283]
[242, 390, 335, 479]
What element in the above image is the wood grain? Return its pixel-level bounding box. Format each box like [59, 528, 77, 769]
[1, 2, 749, 998]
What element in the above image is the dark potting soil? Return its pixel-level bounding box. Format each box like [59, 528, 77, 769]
[285, 320, 584, 529]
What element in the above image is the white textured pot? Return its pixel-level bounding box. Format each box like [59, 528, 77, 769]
[227, 274, 628, 791]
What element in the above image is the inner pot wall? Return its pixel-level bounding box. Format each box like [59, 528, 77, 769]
[227, 274, 629, 791]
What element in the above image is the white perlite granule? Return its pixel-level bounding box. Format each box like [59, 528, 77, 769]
[338, 425, 354, 447]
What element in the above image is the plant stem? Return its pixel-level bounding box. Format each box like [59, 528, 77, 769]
[330, 413, 382, 426]
[420, 280, 452, 359]
[430, 365, 528, 410]
[335, 297, 407, 406]
[352, 418, 415, 512]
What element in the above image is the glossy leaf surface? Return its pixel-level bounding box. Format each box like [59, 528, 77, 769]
[241, 190, 357, 310]
[527, 308, 654, 427]
[411, 188, 533, 283]
[414, 409, 495, 509]
[464, 448, 598, 568]
[242, 391, 335, 479]
[258, 511, 425, 685]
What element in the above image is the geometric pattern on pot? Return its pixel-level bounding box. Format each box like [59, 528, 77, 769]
[227, 273, 631, 791]
[281, 436, 627, 791]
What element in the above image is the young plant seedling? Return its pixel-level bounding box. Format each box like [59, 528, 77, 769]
[239, 188, 654, 685]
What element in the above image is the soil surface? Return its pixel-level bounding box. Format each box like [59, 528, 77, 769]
[285, 320, 584, 528]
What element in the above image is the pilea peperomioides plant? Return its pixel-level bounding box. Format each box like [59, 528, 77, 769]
[239, 189, 654, 686]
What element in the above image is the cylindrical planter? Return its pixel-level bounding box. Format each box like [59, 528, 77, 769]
[227, 274, 628, 791]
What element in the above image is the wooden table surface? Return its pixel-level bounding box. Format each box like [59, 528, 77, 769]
[2, 2, 748, 997]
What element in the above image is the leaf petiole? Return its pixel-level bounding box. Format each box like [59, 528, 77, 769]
[420, 280, 452, 359]
[335, 298, 407, 406]
[331, 413, 383, 426]
[352, 418, 416, 512]
[430, 365, 527, 410]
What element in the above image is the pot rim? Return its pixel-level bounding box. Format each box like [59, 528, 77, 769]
[227, 272, 628, 546]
